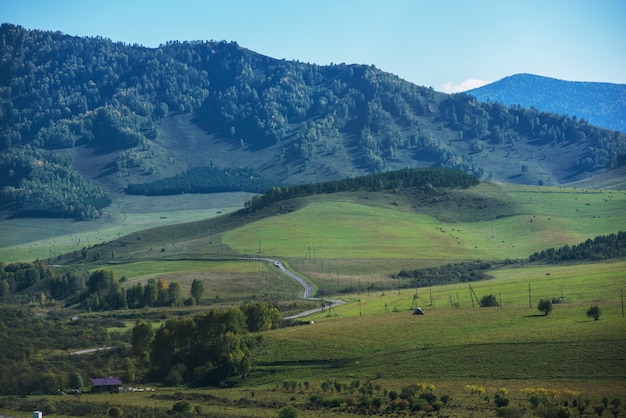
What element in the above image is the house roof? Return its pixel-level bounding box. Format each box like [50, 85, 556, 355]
[90, 377, 123, 386]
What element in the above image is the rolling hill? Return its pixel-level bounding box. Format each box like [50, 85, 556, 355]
[466, 73, 626, 132]
[1, 24, 626, 221]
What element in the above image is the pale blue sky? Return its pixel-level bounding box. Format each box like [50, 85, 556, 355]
[2, 0, 625, 92]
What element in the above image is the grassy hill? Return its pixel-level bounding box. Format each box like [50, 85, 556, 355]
[1, 173, 625, 416]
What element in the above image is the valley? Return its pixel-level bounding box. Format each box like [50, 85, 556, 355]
[0, 171, 625, 417]
[1, 23, 626, 418]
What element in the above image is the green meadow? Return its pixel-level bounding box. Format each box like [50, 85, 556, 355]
[223, 183, 626, 263]
[0, 192, 249, 263]
[2, 181, 625, 417]
[92, 259, 303, 303]
[252, 260, 625, 383]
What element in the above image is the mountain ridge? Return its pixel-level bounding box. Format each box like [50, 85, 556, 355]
[467, 73, 626, 132]
[1, 24, 625, 219]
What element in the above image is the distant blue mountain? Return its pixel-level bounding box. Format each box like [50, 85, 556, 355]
[467, 74, 626, 132]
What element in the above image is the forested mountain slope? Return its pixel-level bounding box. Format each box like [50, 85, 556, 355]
[1, 24, 625, 219]
[467, 73, 626, 132]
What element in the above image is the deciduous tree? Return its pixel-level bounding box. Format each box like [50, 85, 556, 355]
[190, 279, 204, 304]
[538, 299, 553, 316]
[131, 319, 155, 357]
[586, 305, 600, 320]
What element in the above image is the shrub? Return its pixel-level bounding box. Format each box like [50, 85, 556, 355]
[108, 407, 123, 418]
[495, 396, 510, 407]
[431, 401, 444, 411]
[411, 399, 429, 411]
[171, 400, 191, 414]
[278, 405, 299, 418]
[480, 294, 499, 307]
[496, 407, 526, 418]
[400, 384, 418, 402]
[389, 398, 410, 410]
[419, 392, 437, 403]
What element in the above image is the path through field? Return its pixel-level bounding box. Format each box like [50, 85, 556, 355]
[254, 257, 345, 319]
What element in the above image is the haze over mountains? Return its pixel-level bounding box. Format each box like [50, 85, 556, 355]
[467, 73, 626, 133]
[1, 23, 625, 219]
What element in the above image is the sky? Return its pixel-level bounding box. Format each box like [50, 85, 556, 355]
[2, 0, 625, 93]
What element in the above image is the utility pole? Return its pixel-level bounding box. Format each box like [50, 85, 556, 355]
[429, 280, 433, 307]
[528, 283, 532, 308]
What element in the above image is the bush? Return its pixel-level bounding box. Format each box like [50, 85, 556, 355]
[108, 407, 123, 418]
[171, 400, 191, 414]
[495, 396, 510, 407]
[496, 407, 526, 418]
[278, 405, 299, 418]
[431, 401, 444, 411]
[480, 294, 499, 307]
[529, 395, 549, 408]
[419, 392, 437, 403]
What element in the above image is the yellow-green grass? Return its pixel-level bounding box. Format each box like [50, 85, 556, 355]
[93, 260, 262, 280]
[223, 184, 626, 264]
[90, 259, 302, 302]
[251, 260, 626, 386]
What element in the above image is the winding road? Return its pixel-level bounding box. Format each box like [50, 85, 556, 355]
[71, 258, 341, 357]
[254, 258, 346, 319]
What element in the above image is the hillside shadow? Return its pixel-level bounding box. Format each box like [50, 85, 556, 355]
[524, 314, 548, 318]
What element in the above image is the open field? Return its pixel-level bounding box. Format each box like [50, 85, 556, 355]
[0, 192, 252, 262]
[223, 183, 626, 270]
[251, 260, 626, 382]
[1, 181, 625, 417]
[3, 261, 624, 418]
[95, 259, 303, 302]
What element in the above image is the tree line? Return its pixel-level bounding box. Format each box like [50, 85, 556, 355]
[0, 261, 201, 311]
[392, 232, 626, 288]
[244, 167, 479, 211]
[528, 231, 626, 263]
[394, 261, 493, 287]
[126, 165, 273, 195]
[133, 302, 280, 386]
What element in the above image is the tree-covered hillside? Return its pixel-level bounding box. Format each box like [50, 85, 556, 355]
[467, 73, 626, 133]
[1, 24, 625, 219]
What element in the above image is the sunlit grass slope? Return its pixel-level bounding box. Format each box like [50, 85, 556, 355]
[91, 259, 303, 301]
[253, 260, 626, 384]
[224, 182, 626, 262]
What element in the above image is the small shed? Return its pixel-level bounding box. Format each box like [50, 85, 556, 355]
[412, 307, 424, 315]
[90, 377, 122, 393]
